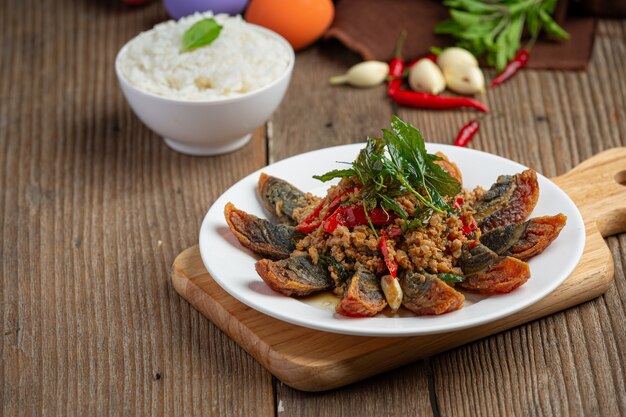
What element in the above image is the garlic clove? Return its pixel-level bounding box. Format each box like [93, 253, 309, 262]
[329, 60, 389, 88]
[381, 275, 403, 313]
[443, 64, 485, 95]
[437, 47, 479, 70]
[408, 59, 446, 95]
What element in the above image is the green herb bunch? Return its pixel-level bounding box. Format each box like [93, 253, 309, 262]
[313, 116, 461, 222]
[436, 0, 569, 70]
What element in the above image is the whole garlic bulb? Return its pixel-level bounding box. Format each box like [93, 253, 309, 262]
[443, 65, 485, 95]
[437, 47, 479, 70]
[408, 59, 446, 94]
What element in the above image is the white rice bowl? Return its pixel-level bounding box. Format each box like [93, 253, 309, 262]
[118, 12, 291, 101]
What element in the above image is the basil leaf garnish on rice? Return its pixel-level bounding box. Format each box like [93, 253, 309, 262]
[182, 18, 223, 52]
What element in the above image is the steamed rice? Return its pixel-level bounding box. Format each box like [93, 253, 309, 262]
[118, 12, 291, 101]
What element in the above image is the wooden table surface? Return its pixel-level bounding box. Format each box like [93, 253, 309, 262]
[2, 1, 625, 416]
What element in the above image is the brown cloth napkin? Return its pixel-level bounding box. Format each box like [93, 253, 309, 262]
[325, 0, 596, 70]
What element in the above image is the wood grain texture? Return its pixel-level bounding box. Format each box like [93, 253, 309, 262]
[0, 1, 273, 416]
[420, 21, 626, 417]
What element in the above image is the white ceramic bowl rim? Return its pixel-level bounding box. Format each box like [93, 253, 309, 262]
[114, 23, 295, 106]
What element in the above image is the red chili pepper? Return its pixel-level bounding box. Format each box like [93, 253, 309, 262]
[391, 89, 489, 113]
[323, 206, 396, 233]
[387, 31, 407, 96]
[462, 217, 478, 235]
[490, 48, 530, 89]
[388, 226, 402, 238]
[379, 230, 398, 278]
[297, 186, 359, 231]
[454, 119, 480, 147]
[322, 208, 343, 233]
[301, 199, 326, 225]
[295, 221, 322, 233]
[453, 196, 464, 211]
[324, 186, 359, 219]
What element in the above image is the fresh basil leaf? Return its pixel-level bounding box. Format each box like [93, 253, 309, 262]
[451, 0, 498, 14]
[542, 0, 558, 14]
[414, 207, 434, 224]
[434, 19, 464, 36]
[538, 9, 570, 40]
[379, 194, 408, 220]
[182, 18, 223, 51]
[450, 9, 482, 27]
[527, 9, 541, 39]
[391, 116, 427, 177]
[494, 31, 508, 71]
[313, 168, 355, 182]
[436, 0, 569, 69]
[319, 255, 351, 283]
[314, 116, 463, 229]
[437, 273, 465, 283]
[426, 160, 461, 196]
[509, 0, 539, 16]
[507, 15, 525, 60]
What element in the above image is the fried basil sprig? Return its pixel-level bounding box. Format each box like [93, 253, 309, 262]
[314, 116, 461, 224]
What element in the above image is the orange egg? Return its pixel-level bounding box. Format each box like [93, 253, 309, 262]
[245, 0, 334, 51]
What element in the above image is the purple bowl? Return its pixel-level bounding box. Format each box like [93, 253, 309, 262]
[164, 0, 249, 19]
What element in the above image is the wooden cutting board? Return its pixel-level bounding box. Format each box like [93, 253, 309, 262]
[171, 148, 626, 392]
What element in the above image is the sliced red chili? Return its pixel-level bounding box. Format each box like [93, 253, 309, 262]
[462, 217, 478, 235]
[379, 230, 398, 278]
[301, 199, 326, 225]
[295, 221, 322, 233]
[453, 196, 464, 211]
[297, 186, 360, 232]
[324, 186, 359, 220]
[322, 207, 343, 233]
[344, 207, 396, 228]
[388, 226, 402, 238]
[322, 206, 396, 233]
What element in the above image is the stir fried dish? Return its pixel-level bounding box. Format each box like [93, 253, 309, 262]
[224, 116, 566, 317]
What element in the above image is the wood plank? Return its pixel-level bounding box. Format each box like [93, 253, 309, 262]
[269, 41, 393, 162]
[0, 1, 274, 416]
[420, 20, 626, 417]
[275, 361, 433, 417]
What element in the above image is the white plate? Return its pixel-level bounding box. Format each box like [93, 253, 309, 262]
[199, 144, 585, 337]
